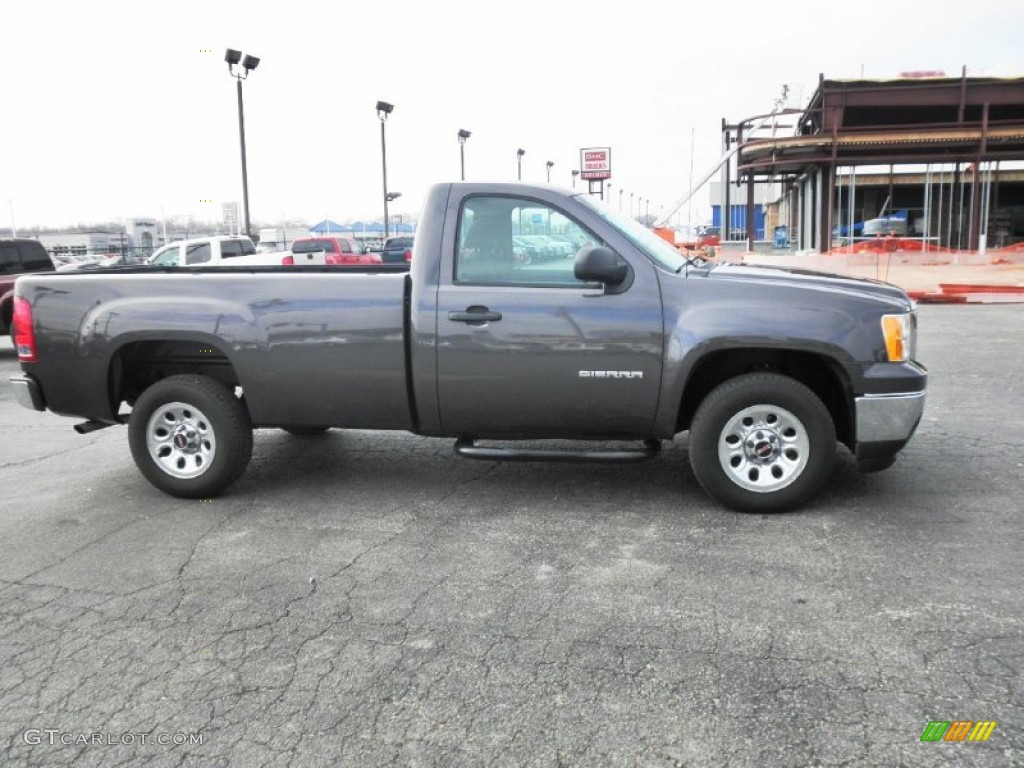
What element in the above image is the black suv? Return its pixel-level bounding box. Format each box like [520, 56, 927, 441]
[2, 239, 55, 339]
[381, 236, 414, 264]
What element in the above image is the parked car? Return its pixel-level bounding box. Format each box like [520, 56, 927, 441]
[151, 237, 264, 268]
[1, 238, 55, 343]
[9, 182, 927, 513]
[286, 237, 382, 266]
[512, 236, 546, 264]
[57, 253, 150, 271]
[381, 236, 414, 264]
[531, 235, 575, 258]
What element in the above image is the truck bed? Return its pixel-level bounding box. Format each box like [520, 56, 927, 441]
[17, 267, 415, 430]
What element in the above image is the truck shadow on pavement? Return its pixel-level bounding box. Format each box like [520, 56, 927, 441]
[231, 430, 883, 518]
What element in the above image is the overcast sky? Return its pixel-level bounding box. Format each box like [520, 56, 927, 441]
[2, 0, 1022, 232]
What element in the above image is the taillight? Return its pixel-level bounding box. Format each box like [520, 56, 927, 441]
[282, 254, 294, 265]
[404, 249, 413, 262]
[13, 296, 37, 362]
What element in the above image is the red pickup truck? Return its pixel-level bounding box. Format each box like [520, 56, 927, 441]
[285, 237, 382, 265]
[2, 239, 55, 342]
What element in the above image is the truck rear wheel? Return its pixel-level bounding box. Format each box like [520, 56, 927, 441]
[128, 375, 252, 498]
[689, 373, 836, 513]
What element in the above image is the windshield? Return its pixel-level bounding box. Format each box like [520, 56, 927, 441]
[576, 194, 690, 272]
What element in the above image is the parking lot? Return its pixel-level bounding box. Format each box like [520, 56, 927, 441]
[0, 304, 1021, 767]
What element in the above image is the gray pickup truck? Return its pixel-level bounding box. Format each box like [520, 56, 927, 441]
[9, 183, 927, 512]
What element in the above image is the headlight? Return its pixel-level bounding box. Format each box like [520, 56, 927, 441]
[881, 313, 912, 362]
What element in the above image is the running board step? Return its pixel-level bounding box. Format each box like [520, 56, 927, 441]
[454, 437, 660, 464]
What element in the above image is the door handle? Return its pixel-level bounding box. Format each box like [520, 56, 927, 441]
[448, 307, 502, 323]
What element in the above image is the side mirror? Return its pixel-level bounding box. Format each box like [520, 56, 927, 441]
[574, 246, 629, 286]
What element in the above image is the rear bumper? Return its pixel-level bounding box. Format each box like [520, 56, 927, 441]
[9, 374, 45, 411]
[854, 390, 925, 460]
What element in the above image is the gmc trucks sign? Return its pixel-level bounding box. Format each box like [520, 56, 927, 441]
[579, 147, 611, 180]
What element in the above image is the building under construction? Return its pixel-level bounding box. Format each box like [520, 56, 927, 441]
[719, 69, 1024, 253]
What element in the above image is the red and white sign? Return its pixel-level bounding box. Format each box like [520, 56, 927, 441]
[579, 147, 611, 180]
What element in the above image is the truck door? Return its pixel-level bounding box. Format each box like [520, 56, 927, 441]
[435, 194, 664, 437]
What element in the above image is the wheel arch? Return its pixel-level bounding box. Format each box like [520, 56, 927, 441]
[675, 347, 855, 449]
[107, 336, 242, 416]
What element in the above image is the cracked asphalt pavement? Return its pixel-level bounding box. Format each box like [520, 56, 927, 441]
[0, 305, 1021, 767]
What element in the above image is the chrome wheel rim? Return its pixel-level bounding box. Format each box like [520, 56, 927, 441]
[146, 401, 216, 479]
[717, 404, 809, 493]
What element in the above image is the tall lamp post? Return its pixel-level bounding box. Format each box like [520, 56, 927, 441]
[517, 148, 525, 181]
[385, 192, 402, 237]
[225, 49, 260, 238]
[545, 160, 554, 183]
[376, 100, 394, 238]
[630, 191, 635, 218]
[619, 189, 624, 210]
[607, 183, 613, 203]
[571, 170, 579, 189]
[457, 129, 471, 180]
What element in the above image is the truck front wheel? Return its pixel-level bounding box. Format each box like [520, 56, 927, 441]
[128, 375, 252, 498]
[689, 373, 836, 513]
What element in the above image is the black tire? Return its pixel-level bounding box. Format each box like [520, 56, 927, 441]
[128, 375, 252, 498]
[689, 373, 836, 513]
[281, 426, 329, 436]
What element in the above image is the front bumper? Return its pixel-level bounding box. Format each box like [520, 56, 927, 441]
[9, 375, 45, 411]
[854, 390, 925, 458]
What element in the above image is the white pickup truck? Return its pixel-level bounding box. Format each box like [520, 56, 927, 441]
[148, 236, 293, 267]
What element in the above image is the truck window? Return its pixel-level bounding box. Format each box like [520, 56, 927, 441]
[455, 196, 598, 286]
[150, 246, 180, 267]
[220, 240, 252, 258]
[19, 242, 53, 271]
[0, 244, 23, 274]
[185, 243, 211, 264]
[292, 239, 332, 254]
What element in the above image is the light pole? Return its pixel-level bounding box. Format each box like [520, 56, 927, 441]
[376, 100, 394, 238]
[619, 189, 624, 210]
[571, 170, 579, 189]
[385, 192, 402, 237]
[545, 160, 554, 183]
[517, 148, 525, 181]
[607, 183, 613, 204]
[630, 191, 635, 218]
[645, 198, 650, 222]
[225, 49, 260, 238]
[457, 129, 471, 181]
